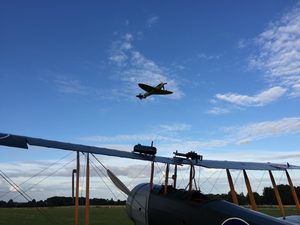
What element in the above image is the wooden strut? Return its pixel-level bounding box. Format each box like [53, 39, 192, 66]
[150, 161, 154, 191]
[173, 164, 177, 189]
[75, 152, 80, 225]
[72, 169, 76, 204]
[164, 164, 169, 194]
[189, 164, 193, 192]
[85, 153, 90, 225]
[286, 170, 300, 214]
[269, 170, 285, 217]
[243, 169, 257, 210]
[226, 169, 239, 205]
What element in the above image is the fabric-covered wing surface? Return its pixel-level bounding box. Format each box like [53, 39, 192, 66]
[1, 133, 299, 171]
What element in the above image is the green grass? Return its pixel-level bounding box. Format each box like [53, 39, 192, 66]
[257, 205, 299, 217]
[0, 206, 134, 225]
[0, 205, 299, 225]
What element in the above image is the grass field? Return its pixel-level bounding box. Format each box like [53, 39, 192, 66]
[0, 205, 299, 225]
[0, 206, 134, 225]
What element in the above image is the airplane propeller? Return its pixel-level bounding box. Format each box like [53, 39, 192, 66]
[107, 169, 130, 195]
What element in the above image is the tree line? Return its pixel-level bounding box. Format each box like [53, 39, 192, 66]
[208, 184, 300, 205]
[0, 196, 126, 208]
[0, 184, 299, 207]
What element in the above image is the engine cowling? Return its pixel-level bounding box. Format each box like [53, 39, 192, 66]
[126, 183, 150, 225]
[126, 183, 293, 225]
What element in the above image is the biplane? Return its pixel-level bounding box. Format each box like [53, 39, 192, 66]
[136, 82, 173, 99]
[1, 132, 300, 225]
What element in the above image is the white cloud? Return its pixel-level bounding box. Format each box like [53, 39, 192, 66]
[237, 39, 249, 49]
[161, 139, 231, 152]
[206, 107, 230, 115]
[234, 117, 300, 143]
[198, 53, 222, 60]
[159, 123, 191, 132]
[81, 133, 178, 143]
[146, 16, 159, 28]
[54, 77, 90, 95]
[213, 5, 300, 109]
[108, 33, 184, 99]
[215, 86, 287, 106]
[250, 4, 300, 97]
[82, 117, 300, 154]
[108, 33, 133, 66]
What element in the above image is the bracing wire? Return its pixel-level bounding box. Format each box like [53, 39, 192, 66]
[177, 165, 190, 189]
[209, 169, 223, 194]
[197, 167, 202, 191]
[12, 157, 75, 202]
[126, 163, 148, 190]
[278, 170, 285, 184]
[0, 152, 73, 200]
[0, 169, 62, 225]
[90, 154, 147, 212]
[89, 157, 120, 200]
[255, 171, 266, 193]
[80, 153, 86, 206]
[155, 162, 165, 185]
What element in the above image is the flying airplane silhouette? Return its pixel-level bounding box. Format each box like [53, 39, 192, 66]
[136, 82, 173, 99]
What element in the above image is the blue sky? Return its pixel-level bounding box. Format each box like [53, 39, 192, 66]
[1, 1, 300, 201]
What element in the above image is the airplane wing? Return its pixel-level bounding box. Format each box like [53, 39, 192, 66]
[138, 83, 155, 92]
[1, 133, 300, 171]
[151, 89, 173, 95]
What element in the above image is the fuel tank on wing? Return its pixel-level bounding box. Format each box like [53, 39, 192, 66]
[126, 183, 294, 225]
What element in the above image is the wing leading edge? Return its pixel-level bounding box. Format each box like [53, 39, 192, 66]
[0, 132, 299, 171]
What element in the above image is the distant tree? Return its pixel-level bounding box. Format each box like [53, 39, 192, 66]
[237, 192, 247, 205]
[278, 184, 293, 205]
[7, 199, 14, 207]
[0, 200, 6, 207]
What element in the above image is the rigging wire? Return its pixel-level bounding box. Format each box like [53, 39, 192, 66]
[0, 152, 73, 200]
[0, 169, 61, 225]
[177, 165, 190, 189]
[209, 169, 223, 194]
[12, 157, 75, 202]
[232, 170, 242, 195]
[90, 154, 146, 212]
[80, 153, 86, 204]
[89, 157, 119, 200]
[197, 166, 202, 191]
[255, 171, 266, 193]
[155, 162, 165, 185]
[126, 163, 148, 191]
[278, 170, 285, 184]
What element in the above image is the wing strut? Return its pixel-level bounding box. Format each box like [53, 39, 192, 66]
[286, 170, 300, 214]
[269, 170, 285, 217]
[226, 169, 239, 205]
[243, 170, 257, 210]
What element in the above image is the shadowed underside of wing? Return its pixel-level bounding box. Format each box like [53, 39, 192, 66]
[138, 83, 173, 95]
[138, 83, 154, 92]
[1, 133, 300, 171]
[151, 89, 173, 95]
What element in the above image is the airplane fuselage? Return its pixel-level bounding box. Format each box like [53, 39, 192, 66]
[127, 183, 295, 225]
[136, 82, 173, 99]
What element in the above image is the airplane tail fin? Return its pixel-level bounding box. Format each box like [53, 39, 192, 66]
[136, 94, 144, 99]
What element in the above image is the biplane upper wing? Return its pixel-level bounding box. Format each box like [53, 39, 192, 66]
[1, 133, 300, 171]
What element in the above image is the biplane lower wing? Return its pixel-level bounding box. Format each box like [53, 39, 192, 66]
[1, 132, 299, 171]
